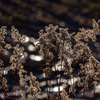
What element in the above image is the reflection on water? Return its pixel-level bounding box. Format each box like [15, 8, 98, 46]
[53, 86, 63, 92]
[28, 45, 36, 51]
[0, 33, 100, 100]
[25, 36, 30, 43]
[30, 55, 43, 61]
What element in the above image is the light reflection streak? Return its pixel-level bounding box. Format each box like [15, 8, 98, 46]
[54, 86, 63, 92]
[51, 86, 63, 92]
[30, 55, 43, 61]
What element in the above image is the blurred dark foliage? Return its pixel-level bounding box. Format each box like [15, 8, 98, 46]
[0, 0, 100, 38]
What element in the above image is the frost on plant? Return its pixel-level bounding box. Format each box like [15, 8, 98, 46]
[9, 26, 41, 99]
[0, 19, 100, 100]
[38, 19, 100, 99]
[0, 26, 9, 94]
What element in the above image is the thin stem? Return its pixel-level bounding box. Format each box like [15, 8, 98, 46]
[49, 66, 52, 99]
[3, 51, 8, 100]
[73, 73, 75, 100]
[45, 72, 49, 100]
[54, 58, 61, 100]
[94, 88, 96, 100]
[83, 41, 86, 100]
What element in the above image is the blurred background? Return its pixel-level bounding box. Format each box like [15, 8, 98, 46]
[0, 0, 100, 99]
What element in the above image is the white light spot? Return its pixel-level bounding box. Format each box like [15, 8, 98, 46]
[30, 55, 43, 61]
[68, 77, 80, 85]
[30, 55, 35, 60]
[53, 86, 63, 92]
[35, 56, 43, 61]
[4, 50, 9, 55]
[28, 45, 36, 51]
[25, 36, 30, 43]
[34, 40, 39, 46]
[95, 85, 100, 93]
[4, 70, 8, 75]
[42, 73, 45, 78]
